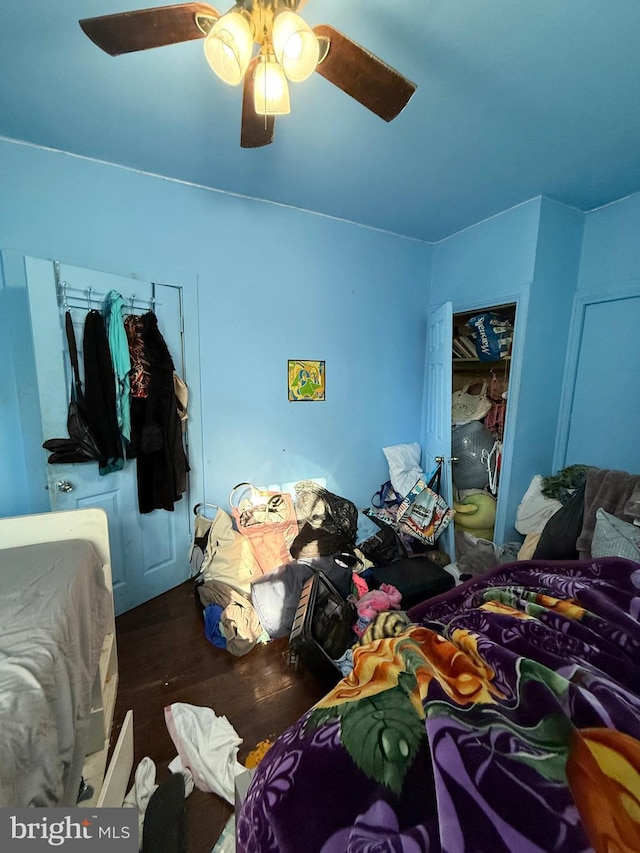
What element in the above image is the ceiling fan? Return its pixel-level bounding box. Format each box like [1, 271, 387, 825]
[79, 1, 417, 148]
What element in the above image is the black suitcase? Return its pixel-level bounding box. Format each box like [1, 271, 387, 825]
[370, 556, 455, 610]
[289, 571, 356, 684]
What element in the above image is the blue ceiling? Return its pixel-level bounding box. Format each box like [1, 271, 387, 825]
[2, 0, 640, 242]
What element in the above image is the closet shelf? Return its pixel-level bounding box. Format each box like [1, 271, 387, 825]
[453, 357, 511, 364]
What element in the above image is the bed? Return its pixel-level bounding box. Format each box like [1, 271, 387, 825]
[0, 507, 121, 808]
[236, 555, 640, 852]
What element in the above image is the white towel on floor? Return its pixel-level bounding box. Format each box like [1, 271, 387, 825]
[164, 702, 245, 805]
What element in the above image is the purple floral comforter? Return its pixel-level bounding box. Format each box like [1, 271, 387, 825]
[237, 557, 640, 852]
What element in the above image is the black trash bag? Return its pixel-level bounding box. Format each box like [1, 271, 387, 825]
[359, 522, 407, 566]
[291, 481, 358, 559]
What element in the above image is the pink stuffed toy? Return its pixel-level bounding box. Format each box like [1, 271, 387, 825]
[355, 584, 402, 620]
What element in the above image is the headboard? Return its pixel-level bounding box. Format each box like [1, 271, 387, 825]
[0, 507, 114, 631]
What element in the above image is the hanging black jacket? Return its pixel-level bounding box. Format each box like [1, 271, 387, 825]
[129, 312, 188, 513]
[83, 310, 124, 475]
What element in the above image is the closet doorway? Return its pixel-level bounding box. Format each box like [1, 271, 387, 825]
[26, 257, 192, 615]
[450, 303, 515, 550]
[423, 300, 518, 559]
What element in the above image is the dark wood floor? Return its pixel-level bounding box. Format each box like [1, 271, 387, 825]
[110, 580, 328, 853]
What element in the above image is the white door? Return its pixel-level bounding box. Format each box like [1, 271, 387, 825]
[26, 257, 191, 615]
[421, 301, 455, 559]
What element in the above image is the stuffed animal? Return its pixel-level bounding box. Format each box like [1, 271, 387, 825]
[355, 583, 402, 620]
[353, 583, 403, 637]
[453, 493, 497, 541]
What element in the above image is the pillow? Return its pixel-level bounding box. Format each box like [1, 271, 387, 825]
[591, 508, 640, 560]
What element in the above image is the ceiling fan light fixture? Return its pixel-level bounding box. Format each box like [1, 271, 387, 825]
[204, 8, 254, 86]
[272, 9, 319, 82]
[254, 49, 291, 115]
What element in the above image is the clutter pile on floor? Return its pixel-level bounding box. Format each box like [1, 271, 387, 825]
[189, 465, 461, 677]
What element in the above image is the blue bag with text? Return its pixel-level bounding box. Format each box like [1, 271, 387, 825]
[466, 312, 513, 361]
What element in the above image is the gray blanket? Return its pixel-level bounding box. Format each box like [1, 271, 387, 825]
[576, 468, 640, 558]
[0, 539, 110, 806]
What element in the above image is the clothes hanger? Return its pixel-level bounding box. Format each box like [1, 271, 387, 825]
[193, 502, 220, 519]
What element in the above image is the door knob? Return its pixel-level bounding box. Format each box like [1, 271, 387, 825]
[55, 480, 73, 493]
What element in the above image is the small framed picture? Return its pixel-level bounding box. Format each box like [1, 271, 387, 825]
[288, 359, 325, 401]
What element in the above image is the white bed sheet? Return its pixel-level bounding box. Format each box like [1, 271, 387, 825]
[0, 538, 111, 807]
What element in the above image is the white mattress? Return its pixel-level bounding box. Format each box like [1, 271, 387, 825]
[0, 538, 111, 806]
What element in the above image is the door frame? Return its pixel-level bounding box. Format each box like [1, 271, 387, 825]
[0, 250, 50, 515]
[20, 250, 204, 530]
[420, 301, 454, 558]
[553, 282, 640, 471]
[431, 291, 528, 547]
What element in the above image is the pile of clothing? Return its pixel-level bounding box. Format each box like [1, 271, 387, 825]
[192, 481, 364, 656]
[192, 474, 457, 671]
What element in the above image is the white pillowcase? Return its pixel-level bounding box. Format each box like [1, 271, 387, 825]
[591, 508, 640, 561]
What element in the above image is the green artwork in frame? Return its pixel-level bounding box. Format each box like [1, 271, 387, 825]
[288, 359, 325, 401]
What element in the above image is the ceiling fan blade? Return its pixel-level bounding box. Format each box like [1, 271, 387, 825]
[313, 24, 416, 122]
[241, 57, 275, 149]
[79, 3, 220, 56]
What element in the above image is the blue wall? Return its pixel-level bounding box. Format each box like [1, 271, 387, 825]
[430, 198, 542, 301]
[516, 197, 584, 485]
[577, 193, 640, 291]
[2, 134, 638, 536]
[428, 196, 584, 541]
[429, 198, 541, 541]
[0, 138, 430, 517]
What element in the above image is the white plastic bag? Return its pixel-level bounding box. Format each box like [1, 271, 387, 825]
[382, 443, 424, 498]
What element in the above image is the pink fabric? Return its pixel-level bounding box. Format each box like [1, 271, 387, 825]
[355, 584, 402, 620]
[351, 573, 369, 598]
[484, 400, 506, 439]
